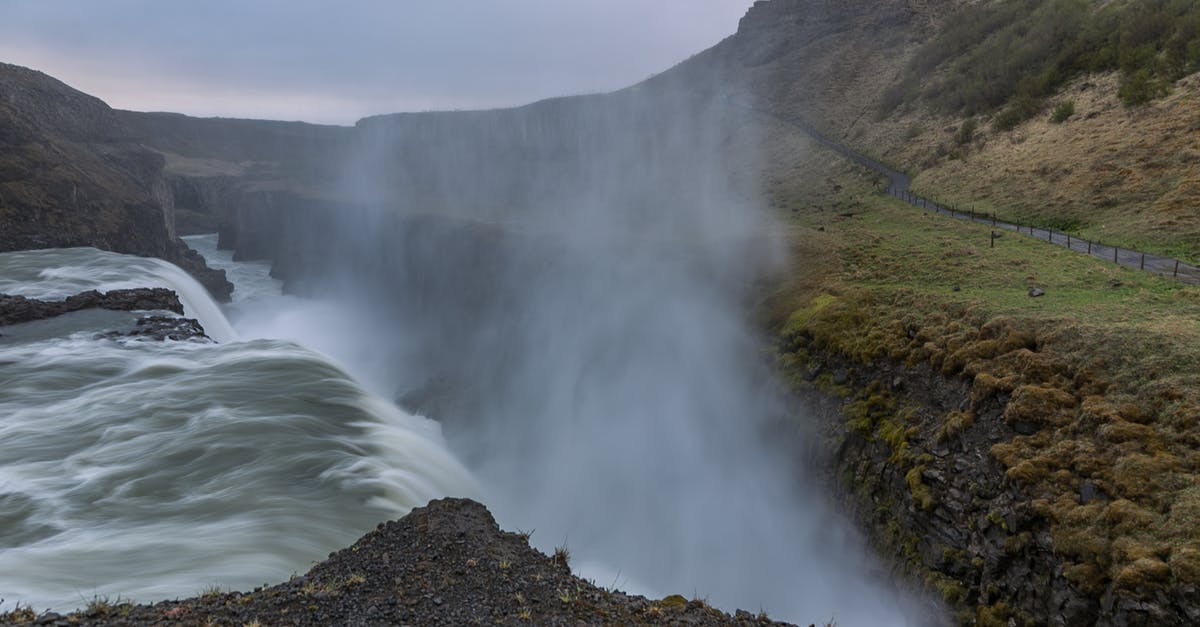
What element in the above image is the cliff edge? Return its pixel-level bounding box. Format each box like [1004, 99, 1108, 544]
[0, 62, 232, 300]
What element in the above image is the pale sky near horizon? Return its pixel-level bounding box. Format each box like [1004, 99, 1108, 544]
[0, 1, 756, 125]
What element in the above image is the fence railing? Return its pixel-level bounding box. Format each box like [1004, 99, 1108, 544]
[752, 105, 1200, 286]
[886, 185, 1200, 285]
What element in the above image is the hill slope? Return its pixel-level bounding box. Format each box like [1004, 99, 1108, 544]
[723, 0, 1200, 262]
[0, 63, 231, 298]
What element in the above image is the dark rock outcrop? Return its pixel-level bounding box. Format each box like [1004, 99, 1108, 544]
[3, 498, 788, 626]
[0, 288, 182, 326]
[109, 315, 209, 342]
[0, 62, 232, 301]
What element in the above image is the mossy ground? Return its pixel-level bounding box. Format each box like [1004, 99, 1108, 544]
[762, 127, 1200, 614]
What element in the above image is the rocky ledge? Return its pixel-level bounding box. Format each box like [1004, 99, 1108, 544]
[101, 315, 210, 342]
[2, 498, 788, 626]
[0, 288, 183, 325]
[0, 288, 210, 342]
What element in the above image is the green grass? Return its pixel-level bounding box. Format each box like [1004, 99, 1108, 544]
[794, 193, 1197, 317]
[904, 182, 1200, 268]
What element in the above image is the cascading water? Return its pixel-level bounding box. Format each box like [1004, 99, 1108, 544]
[0, 248, 237, 344]
[211, 78, 934, 623]
[0, 244, 475, 611]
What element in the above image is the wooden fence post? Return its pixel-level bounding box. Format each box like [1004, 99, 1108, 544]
[1140, 253, 1146, 270]
[1114, 245, 1119, 264]
[1175, 260, 1180, 277]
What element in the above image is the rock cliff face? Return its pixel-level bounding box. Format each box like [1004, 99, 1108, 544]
[0, 63, 231, 300]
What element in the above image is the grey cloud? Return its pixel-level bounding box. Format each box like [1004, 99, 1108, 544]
[0, 0, 754, 123]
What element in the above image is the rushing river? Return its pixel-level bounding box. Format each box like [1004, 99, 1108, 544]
[0, 235, 925, 624]
[0, 238, 475, 610]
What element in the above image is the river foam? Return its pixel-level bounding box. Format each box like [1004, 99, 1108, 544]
[0, 245, 475, 611]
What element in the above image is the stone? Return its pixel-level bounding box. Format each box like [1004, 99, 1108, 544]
[1013, 420, 1038, 435]
[118, 316, 210, 342]
[1080, 480, 1108, 504]
[1029, 288, 1045, 297]
[0, 288, 183, 326]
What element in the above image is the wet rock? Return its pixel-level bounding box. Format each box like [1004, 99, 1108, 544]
[0, 288, 183, 326]
[1028, 287, 1045, 297]
[115, 316, 210, 342]
[1013, 420, 1039, 435]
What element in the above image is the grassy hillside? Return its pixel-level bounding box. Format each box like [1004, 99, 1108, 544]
[729, 0, 1200, 265]
[724, 1, 1200, 620]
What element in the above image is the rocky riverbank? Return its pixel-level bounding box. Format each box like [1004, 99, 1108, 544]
[1, 499, 790, 626]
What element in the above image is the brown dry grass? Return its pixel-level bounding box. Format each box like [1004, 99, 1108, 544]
[740, 0, 1200, 263]
[910, 72, 1200, 263]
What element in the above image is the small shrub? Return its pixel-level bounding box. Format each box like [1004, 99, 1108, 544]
[1119, 69, 1166, 106]
[1050, 100, 1075, 123]
[954, 118, 978, 145]
[994, 95, 1040, 131]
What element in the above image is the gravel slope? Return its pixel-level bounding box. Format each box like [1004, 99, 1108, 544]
[3, 498, 792, 626]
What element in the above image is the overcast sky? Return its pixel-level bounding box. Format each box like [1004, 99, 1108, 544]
[0, 1, 755, 125]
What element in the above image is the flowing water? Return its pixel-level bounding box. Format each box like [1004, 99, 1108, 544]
[0, 242, 475, 611]
[0, 233, 924, 624]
